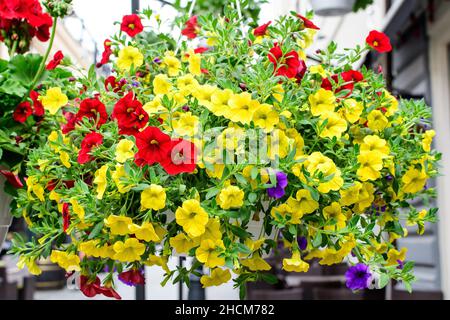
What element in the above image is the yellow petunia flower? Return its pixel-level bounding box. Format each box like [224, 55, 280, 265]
[319, 112, 348, 139]
[309, 88, 336, 117]
[367, 110, 388, 132]
[188, 50, 202, 76]
[282, 252, 310, 273]
[17, 256, 42, 276]
[422, 130, 436, 153]
[386, 248, 407, 266]
[50, 250, 81, 272]
[170, 233, 196, 254]
[360, 135, 390, 158]
[172, 112, 200, 137]
[141, 184, 166, 211]
[401, 168, 428, 194]
[113, 238, 146, 262]
[129, 222, 160, 242]
[40, 87, 68, 115]
[323, 202, 347, 231]
[287, 190, 319, 219]
[93, 165, 108, 200]
[70, 199, 85, 221]
[115, 139, 135, 163]
[163, 53, 181, 77]
[309, 64, 328, 78]
[217, 186, 244, 210]
[342, 99, 363, 124]
[145, 255, 170, 273]
[117, 46, 144, 71]
[200, 268, 231, 288]
[195, 239, 225, 268]
[252, 104, 279, 132]
[60, 151, 71, 168]
[357, 151, 383, 182]
[104, 215, 133, 236]
[241, 253, 271, 271]
[227, 92, 259, 125]
[153, 74, 172, 95]
[112, 164, 133, 194]
[175, 199, 209, 238]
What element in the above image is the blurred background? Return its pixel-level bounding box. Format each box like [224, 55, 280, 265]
[1, 0, 450, 301]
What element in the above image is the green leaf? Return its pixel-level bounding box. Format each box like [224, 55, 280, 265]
[379, 273, 390, 289]
[9, 54, 43, 86]
[312, 232, 322, 247]
[236, 243, 252, 255]
[88, 222, 104, 239]
[261, 273, 278, 285]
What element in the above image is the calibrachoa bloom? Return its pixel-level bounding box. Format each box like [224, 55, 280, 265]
[345, 264, 372, 291]
[11, 9, 439, 300]
[13, 101, 33, 123]
[120, 14, 143, 37]
[76, 98, 108, 128]
[46, 50, 64, 70]
[366, 30, 392, 53]
[77, 132, 103, 164]
[181, 15, 199, 39]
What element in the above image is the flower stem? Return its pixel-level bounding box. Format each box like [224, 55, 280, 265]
[9, 39, 19, 58]
[28, 17, 58, 95]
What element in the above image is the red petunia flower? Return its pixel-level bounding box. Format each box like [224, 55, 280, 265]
[62, 202, 70, 233]
[366, 30, 392, 53]
[135, 126, 172, 166]
[104, 76, 126, 93]
[297, 14, 320, 30]
[120, 14, 144, 37]
[181, 16, 199, 39]
[194, 47, 209, 54]
[118, 269, 145, 286]
[13, 101, 33, 123]
[253, 21, 271, 37]
[161, 139, 197, 175]
[30, 90, 44, 117]
[97, 39, 113, 67]
[0, 170, 24, 188]
[80, 276, 101, 298]
[77, 132, 103, 164]
[76, 98, 108, 128]
[46, 50, 64, 70]
[321, 70, 364, 97]
[95, 284, 122, 300]
[112, 92, 149, 136]
[268, 43, 302, 79]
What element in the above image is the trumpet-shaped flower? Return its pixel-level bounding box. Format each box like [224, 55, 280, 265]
[40, 87, 68, 115]
[141, 184, 166, 211]
[282, 252, 310, 273]
[319, 112, 348, 139]
[200, 268, 231, 288]
[104, 215, 133, 236]
[175, 199, 209, 238]
[93, 165, 108, 199]
[357, 151, 383, 182]
[117, 46, 144, 71]
[195, 239, 225, 268]
[113, 238, 146, 262]
[401, 168, 428, 194]
[129, 222, 160, 242]
[309, 89, 336, 117]
[217, 186, 244, 210]
[367, 110, 388, 132]
[115, 139, 135, 163]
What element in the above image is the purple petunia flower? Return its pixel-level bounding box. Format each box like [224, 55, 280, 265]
[267, 170, 288, 199]
[345, 264, 372, 291]
[298, 236, 308, 251]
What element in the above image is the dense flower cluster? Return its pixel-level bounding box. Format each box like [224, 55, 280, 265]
[0, 0, 53, 54]
[10, 9, 439, 299]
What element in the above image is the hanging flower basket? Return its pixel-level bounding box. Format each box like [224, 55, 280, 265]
[310, 0, 357, 16]
[5, 4, 440, 300]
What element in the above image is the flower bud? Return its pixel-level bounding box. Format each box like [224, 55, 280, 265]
[44, 0, 73, 18]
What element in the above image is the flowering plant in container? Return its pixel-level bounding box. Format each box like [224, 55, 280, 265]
[9, 5, 439, 299]
[1, 0, 75, 248]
